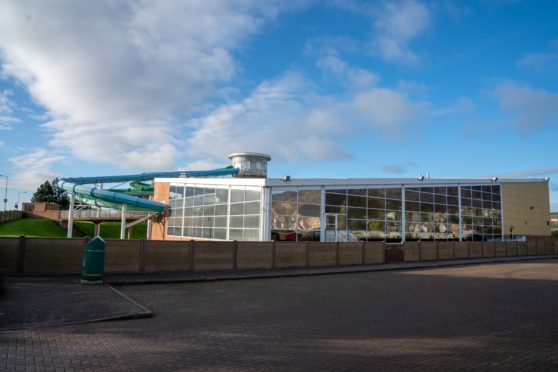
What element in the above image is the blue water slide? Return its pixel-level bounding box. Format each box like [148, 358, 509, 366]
[58, 166, 240, 212]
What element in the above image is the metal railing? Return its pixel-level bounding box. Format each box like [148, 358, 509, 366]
[59, 209, 150, 221]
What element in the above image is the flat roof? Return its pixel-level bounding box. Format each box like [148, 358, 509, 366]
[155, 177, 548, 187]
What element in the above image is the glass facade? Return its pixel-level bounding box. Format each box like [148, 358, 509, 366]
[166, 181, 503, 242]
[405, 186, 460, 241]
[325, 187, 403, 242]
[460, 185, 502, 241]
[167, 184, 261, 241]
[271, 188, 321, 241]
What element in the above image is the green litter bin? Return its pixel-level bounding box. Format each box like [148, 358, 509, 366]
[81, 236, 105, 284]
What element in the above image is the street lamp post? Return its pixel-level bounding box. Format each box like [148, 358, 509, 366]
[0, 174, 8, 212]
[16, 191, 28, 210]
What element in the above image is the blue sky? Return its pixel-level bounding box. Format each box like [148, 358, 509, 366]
[0, 0, 557, 211]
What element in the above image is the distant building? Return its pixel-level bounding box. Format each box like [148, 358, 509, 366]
[150, 153, 551, 242]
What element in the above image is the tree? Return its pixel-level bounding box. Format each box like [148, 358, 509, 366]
[31, 178, 70, 209]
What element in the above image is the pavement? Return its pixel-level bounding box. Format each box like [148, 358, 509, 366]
[0, 277, 152, 331]
[1, 256, 557, 370]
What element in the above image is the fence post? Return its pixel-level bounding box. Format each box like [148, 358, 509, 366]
[233, 240, 238, 271]
[189, 240, 195, 272]
[271, 240, 276, 269]
[305, 242, 309, 267]
[17, 236, 26, 274]
[382, 242, 386, 264]
[139, 239, 145, 273]
[336, 241, 340, 266]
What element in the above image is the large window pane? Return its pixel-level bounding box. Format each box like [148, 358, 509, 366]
[368, 198, 385, 209]
[298, 190, 320, 204]
[385, 188, 402, 200]
[368, 188, 385, 198]
[298, 203, 320, 217]
[326, 193, 347, 206]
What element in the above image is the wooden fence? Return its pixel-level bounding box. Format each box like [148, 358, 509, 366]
[0, 237, 556, 275]
[0, 211, 23, 224]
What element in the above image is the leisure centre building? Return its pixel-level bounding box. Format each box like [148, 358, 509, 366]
[149, 153, 551, 242]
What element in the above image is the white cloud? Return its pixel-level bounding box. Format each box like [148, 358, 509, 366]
[430, 97, 475, 116]
[0, 89, 15, 113]
[381, 162, 418, 174]
[493, 167, 558, 178]
[517, 52, 558, 70]
[0, 115, 21, 130]
[372, 0, 431, 64]
[517, 40, 558, 72]
[185, 72, 426, 163]
[0, 1, 282, 169]
[492, 81, 558, 130]
[8, 149, 65, 190]
[316, 51, 378, 89]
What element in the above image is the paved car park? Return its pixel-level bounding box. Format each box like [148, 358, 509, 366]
[1, 260, 557, 371]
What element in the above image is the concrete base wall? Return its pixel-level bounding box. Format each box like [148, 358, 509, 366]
[1, 237, 556, 275]
[339, 243, 363, 266]
[193, 242, 234, 271]
[404, 242, 420, 262]
[24, 238, 84, 274]
[483, 242, 495, 257]
[307, 242, 337, 267]
[517, 242, 528, 256]
[421, 242, 437, 261]
[237, 242, 272, 270]
[438, 243, 454, 260]
[494, 242, 507, 257]
[104, 240, 140, 273]
[274, 242, 307, 268]
[364, 242, 385, 264]
[144, 240, 191, 272]
[0, 238, 21, 274]
[455, 242, 470, 259]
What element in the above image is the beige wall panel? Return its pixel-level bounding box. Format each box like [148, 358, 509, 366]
[275, 242, 306, 268]
[193, 241, 234, 271]
[237, 242, 272, 270]
[502, 182, 550, 236]
[143, 240, 191, 272]
[420, 242, 437, 261]
[105, 240, 140, 273]
[455, 242, 471, 258]
[307, 242, 336, 267]
[364, 242, 385, 264]
[339, 243, 363, 266]
[0, 238, 20, 273]
[438, 242, 454, 260]
[404, 242, 419, 262]
[24, 238, 84, 274]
